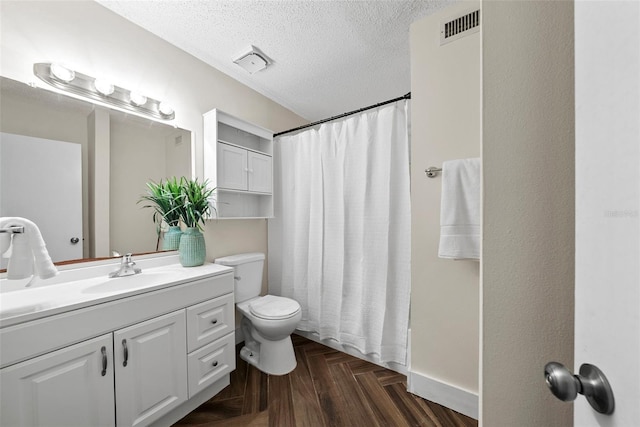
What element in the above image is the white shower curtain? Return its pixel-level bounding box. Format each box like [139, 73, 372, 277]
[270, 100, 411, 365]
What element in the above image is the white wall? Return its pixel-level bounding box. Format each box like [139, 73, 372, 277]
[0, 0, 306, 289]
[87, 108, 111, 258]
[481, 1, 574, 425]
[0, 87, 90, 145]
[409, 2, 480, 419]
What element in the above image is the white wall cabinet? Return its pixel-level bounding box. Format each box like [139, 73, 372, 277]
[204, 109, 274, 218]
[247, 151, 272, 194]
[217, 143, 272, 194]
[0, 271, 235, 427]
[217, 143, 249, 191]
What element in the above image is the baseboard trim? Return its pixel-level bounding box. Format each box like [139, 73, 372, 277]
[408, 370, 478, 420]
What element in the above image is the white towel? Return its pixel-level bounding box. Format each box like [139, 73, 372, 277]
[6, 233, 35, 279]
[438, 158, 481, 260]
[0, 232, 11, 256]
[0, 217, 58, 279]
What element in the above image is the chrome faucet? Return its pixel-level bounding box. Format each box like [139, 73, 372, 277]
[109, 253, 142, 278]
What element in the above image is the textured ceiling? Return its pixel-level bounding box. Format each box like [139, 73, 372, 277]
[96, 0, 450, 121]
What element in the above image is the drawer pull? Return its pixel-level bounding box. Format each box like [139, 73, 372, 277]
[212, 361, 219, 367]
[211, 318, 218, 325]
[122, 339, 128, 367]
[101, 346, 107, 376]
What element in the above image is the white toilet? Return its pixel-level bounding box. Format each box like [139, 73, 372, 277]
[215, 252, 301, 375]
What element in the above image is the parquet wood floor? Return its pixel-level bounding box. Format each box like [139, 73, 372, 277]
[175, 334, 477, 427]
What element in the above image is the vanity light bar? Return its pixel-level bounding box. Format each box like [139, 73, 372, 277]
[33, 63, 175, 121]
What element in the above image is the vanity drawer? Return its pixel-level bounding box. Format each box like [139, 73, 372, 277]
[186, 293, 234, 352]
[187, 333, 235, 398]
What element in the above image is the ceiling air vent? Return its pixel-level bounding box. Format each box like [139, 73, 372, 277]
[440, 9, 480, 46]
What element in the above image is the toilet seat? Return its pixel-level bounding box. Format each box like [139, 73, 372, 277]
[249, 295, 301, 320]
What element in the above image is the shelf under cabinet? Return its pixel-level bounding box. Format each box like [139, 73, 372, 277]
[217, 139, 271, 157]
[213, 190, 273, 219]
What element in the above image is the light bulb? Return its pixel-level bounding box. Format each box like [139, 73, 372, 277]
[158, 102, 174, 116]
[94, 78, 114, 96]
[130, 92, 147, 106]
[50, 64, 75, 82]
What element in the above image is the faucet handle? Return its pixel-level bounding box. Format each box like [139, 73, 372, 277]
[123, 253, 133, 264]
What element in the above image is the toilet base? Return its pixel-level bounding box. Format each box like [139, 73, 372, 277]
[240, 335, 297, 376]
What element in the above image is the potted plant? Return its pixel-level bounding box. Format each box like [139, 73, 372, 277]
[139, 177, 184, 250]
[177, 178, 215, 267]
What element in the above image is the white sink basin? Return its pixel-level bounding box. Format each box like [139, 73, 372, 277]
[81, 272, 167, 294]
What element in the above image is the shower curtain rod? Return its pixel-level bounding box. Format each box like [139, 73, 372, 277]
[273, 92, 411, 137]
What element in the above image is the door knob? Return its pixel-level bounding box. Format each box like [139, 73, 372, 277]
[70, 237, 80, 244]
[544, 362, 614, 414]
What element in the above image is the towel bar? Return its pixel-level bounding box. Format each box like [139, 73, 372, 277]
[0, 226, 25, 234]
[425, 167, 442, 178]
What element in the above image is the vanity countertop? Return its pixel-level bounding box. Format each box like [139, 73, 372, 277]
[0, 255, 233, 328]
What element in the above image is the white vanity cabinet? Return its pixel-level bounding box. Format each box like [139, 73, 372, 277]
[0, 265, 236, 427]
[0, 334, 115, 427]
[115, 310, 188, 427]
[204, 108, 274, 218]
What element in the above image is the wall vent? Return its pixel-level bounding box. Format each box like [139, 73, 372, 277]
[440, 9, 480, 46]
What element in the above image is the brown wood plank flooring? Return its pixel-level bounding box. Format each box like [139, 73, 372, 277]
[175, 334, 477, 427]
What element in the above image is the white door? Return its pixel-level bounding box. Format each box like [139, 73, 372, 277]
[574, 1, 639, 425]
[0, 132, 83, 263]
[247, 151, 272, 193]
[114, 310, 187, 427]
[217, 143, 248, 190]
[0, 334, 115, 427]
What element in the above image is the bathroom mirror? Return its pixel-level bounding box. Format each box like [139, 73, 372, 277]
[0, 76, 192, 264]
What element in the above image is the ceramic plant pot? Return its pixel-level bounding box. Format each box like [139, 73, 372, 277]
[162, 225, 183, 251]
[178, 227, 206, 267]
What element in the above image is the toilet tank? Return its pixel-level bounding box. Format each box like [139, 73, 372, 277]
[214, 252, 265, 303]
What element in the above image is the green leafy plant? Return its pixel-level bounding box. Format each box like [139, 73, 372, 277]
[138, 177, 185, 227]
[180, 178, 216, 230]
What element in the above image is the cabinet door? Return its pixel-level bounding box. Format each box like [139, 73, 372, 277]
[114, 310, 187, 427]
[247, 151, 272, 194]
[217, 143, 248, 190]
[0, 334, 115, 427]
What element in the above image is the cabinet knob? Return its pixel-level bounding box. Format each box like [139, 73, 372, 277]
[211, 318, 218, 325]
[212, 361, 218, 367]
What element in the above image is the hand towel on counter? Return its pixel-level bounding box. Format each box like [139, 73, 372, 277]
[0, 231, 11, 257]
[0, 217, 58, 279]
[5, 233, 35, 279]
[438, 158, 481, 260]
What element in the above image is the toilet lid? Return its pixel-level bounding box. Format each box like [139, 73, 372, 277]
[249, 295, 300, 320]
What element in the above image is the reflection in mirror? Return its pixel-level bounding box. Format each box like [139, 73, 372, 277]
[0, 77, 192, 265]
